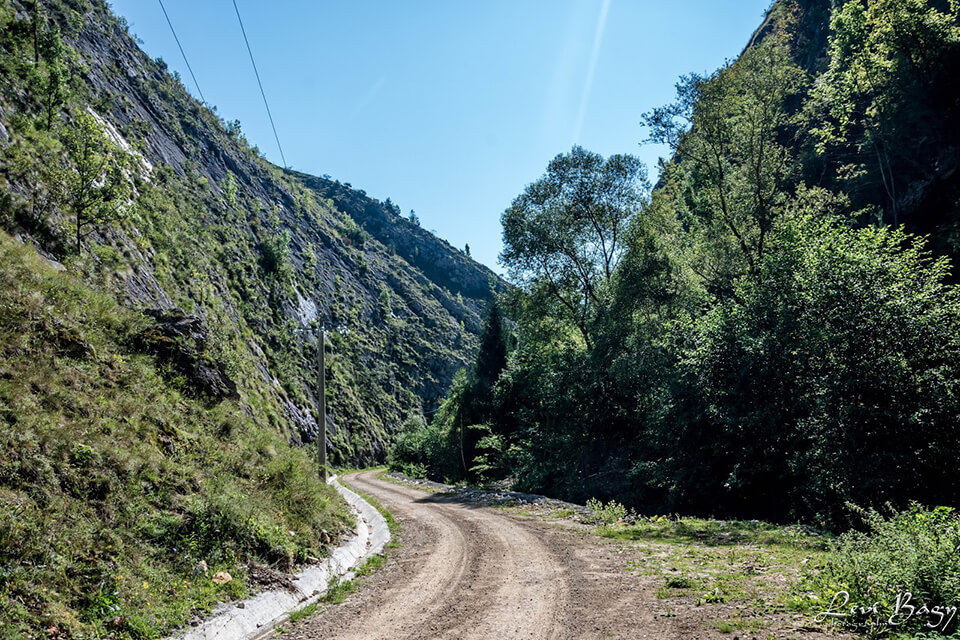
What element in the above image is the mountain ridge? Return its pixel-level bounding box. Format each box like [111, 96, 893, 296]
[0, 0, 504, 463]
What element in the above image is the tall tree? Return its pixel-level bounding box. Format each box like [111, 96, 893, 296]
[62, 112, 133, 255]
[473, 298, 507, 400]
[500, 146, 648, 348]
[644, 37, 806, 285]
[39, 25, 66, 129]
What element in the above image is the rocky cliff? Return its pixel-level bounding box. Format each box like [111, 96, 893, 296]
[0, 0, 503, 463]
[748, 0, 960, 264]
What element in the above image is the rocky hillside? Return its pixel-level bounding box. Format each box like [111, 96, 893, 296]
[750, 0, 960, 263]
[0, 230, 352, 638]
[0, 0, 503, 463]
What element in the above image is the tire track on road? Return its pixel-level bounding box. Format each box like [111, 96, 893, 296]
[289, 471, 569, 640]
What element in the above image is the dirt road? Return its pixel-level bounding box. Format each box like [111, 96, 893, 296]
[285, 470, 835, 640]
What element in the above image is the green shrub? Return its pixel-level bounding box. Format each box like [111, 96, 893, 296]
[468, 426, 504, 484]
[387, 414, 461, 482]
[259, 229, 292, 280]
[585, 498, 635, 525]
[341, 217, 367, 248]
[666, 576, 694, 589]
[811, 505, 960, 636]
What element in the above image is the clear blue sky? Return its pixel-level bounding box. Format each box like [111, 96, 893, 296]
[109, 0, 771, 272]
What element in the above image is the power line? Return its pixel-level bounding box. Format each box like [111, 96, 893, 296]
[231, 0, 287, 169]
[156, 0, 205, 103]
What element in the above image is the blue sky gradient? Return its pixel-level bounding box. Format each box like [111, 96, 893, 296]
[109, 0, 771, 271]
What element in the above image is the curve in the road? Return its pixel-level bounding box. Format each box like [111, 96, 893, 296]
[292, 470, 572, 640]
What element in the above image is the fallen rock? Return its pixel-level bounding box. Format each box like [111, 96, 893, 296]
[193, 560, 209, 576]
[246, 563, 300, 593]
[212, 571, 232, 585]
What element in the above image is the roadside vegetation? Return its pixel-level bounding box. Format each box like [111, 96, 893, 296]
[601, 516, 830, 622]
[321, 553, 389, 607]
[589, 503, 960, 638]
[0, 232, 350, 638]
[809, 505, 960, 637]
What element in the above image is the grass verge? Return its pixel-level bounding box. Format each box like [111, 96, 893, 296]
[0, 234, 351, 639]
[594, 516, 833, 633]
[339, 471, 400, 544]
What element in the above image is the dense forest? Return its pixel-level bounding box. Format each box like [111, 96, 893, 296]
[392, 0, 960, 528]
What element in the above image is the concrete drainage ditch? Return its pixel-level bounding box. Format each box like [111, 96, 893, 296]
[167, 475, 391, 640]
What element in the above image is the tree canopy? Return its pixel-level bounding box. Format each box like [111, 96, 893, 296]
[393, 0, 960, 527]
[501, 146, 648, 347]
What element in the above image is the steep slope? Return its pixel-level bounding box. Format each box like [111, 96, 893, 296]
[0, 230, 352, 638]
[745, 0, 833, 74]
[0, 0, 503, 463]
[749, 0, 960, 262]
[289, 170, 502, 302]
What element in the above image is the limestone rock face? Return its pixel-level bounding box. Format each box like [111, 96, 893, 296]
[136, 309, 239, 401]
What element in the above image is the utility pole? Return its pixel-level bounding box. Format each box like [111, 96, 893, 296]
[317, 327, 327, 481]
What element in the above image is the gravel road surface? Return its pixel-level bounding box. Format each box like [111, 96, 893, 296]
[285, 470, 838, 640]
